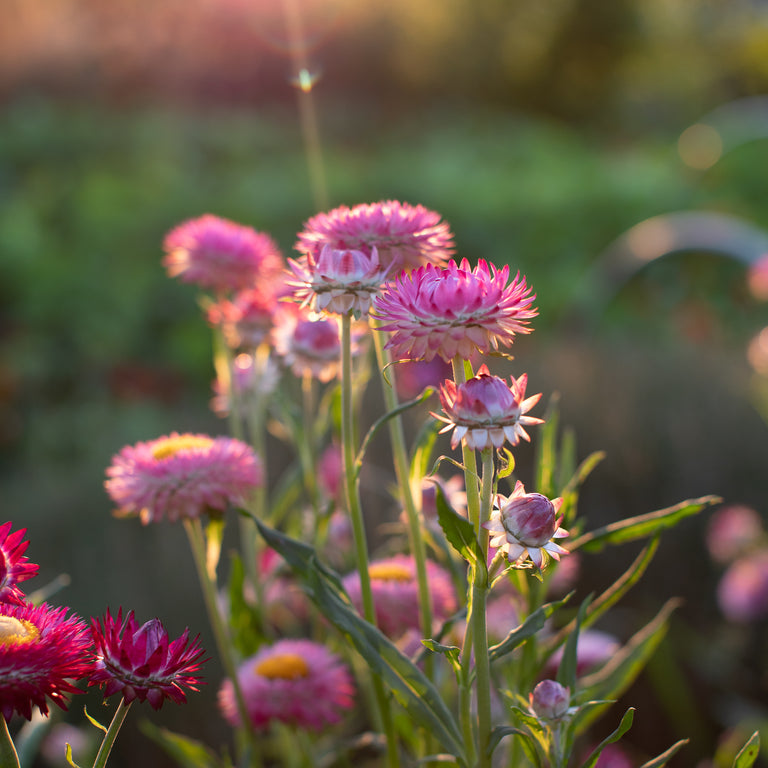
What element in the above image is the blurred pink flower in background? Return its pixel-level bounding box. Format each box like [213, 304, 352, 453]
[546, 551, 581, 597]
[343, 554, 457, 638]
[0, 601, 91, 721]
[394, 357, 453, 400]
[218, 639, 354, 731]
[373, 259, 537, 362]
[207, 287, 281, 349]
[163, 214, 283, 294]
[706, 504, 764, 564]
[210, 352, 280, 418]
[747, 253, 768, 301]
[484, 481, 567, 569]
[0, 522, 39, 606]
[716, 549, 768, 622]
[435, 364, 543, 450]
[317, 443, 343, 502]
[295, 200, 455, 272]
[547, 628, 621, 677]
[90, 608, 206, 710]
[105, 432, 263, 523]
[289, 245, 389, 315]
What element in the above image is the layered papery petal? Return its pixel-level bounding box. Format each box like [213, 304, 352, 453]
[295, 200, 455, 272]
[434, 365, 543, 451]
[218, 639, 354, 731]
[0, 602, 92, 721]
[105, 432, 263, 524]
[483, 481, 568, 569]
[288, 245, 389, 316]
[0, 523, 39, 605]
[373, 259, 537, 362]
[163, 214, 284, 293]
[89, 609, 206, 710]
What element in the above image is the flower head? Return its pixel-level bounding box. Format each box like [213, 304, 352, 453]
[89, 609, 206, 710]
[529, 680, 571, 721]
[373, 259, 537, 362]
[218, 639, 354, 731]
[342, 555, 457, 638]
[0, 523, 39, 606]
[295, 200, 455, 272]
[547, 629, 620, 676]
[0, 601, 91, 721]
[717, 550, 768, 622]
[163, 214, 284, 293]
[706, 504, 764, 564]
[105, 432, 263, 524]
[207, 287, 282, 349]
[483, 481, 568, 569]
[210, 352, 280, 419]
[289, 245, 389, 316]
[434, 364, 543, 451]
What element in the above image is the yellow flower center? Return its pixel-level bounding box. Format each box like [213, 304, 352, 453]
[0, 616, 39, 647]
[369, 563, 412, 582]
[255, 652, 310, 679]
[151, 435, 214, 460]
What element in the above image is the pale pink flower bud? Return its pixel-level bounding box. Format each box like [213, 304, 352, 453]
[483, 481, 568, 569]
[434, 364, 543, 451]
[530, 679, 571, 721]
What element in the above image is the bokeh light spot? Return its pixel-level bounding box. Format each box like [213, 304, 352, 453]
[678, 123, 723, 170]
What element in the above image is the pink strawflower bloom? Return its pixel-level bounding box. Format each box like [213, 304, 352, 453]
[530, 679, 572, 721]
[0, 523, 39, 605]
[207, 287, 281, 349]
[342, 555, 457, 638]
[218, 639, 354, 731]
[289, 245, 390, 316]
[0, 601, 91, 721]
[373, 259, 537, 363]
[163, 214, 284, 293]
[484, 481, 568, 569]
[295, 200, 455, 272]
[706, 504, 764, 564]
[105, 432, 263, 524]
[89, 608, 206, 710]
[317, 443, 343, 502]
[434, 364, 544, 451]
[717, 550, 768, 622]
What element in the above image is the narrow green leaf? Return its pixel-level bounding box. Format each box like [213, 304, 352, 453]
[579, 708, 635, 768]
[0, 718, 20, 768]
[83, 708, 107, 734]
[356, 389, 435, 477]
[416, 754, 461, 765]
[204, 517, 225, 577]
[733, 731, 761, 768]
[409, 419, 442, 491]
[535, 396, 560, 498]
[435, 483, 486, 577]
[638, 738, 689, 768]
[557, 594, 592, 692]
[487, 727, 529, 759]
[139, 722, 228, 768]
[489, 594, 571, 663]
[570, 496, 721, 553]
[64, 743, 82, 768]
[254, 521, 467, 764]
[421, 639, 462, 671]
[226, 553, 261, 657]
[497, 447, 516, 481]
[559, 451, 606, 499]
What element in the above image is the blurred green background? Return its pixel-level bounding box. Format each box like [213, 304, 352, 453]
[3, 0, 768, 765]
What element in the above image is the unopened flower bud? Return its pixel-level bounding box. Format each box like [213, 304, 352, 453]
[530, 679, 570, 721]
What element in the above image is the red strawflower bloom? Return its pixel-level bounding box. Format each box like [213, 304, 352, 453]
[373, 259, 537, 362]
[0, 523, 39, 606]
[295, 200, 455, 272]
[163, 214, 284, 294]
[90, 609, 206, 710]
[0, 601, 91, 721]
[105, 432, 263, 524]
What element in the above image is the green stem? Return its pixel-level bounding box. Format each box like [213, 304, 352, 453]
[451, 358, 481, 533]
[0, 717, 20, 768]
[340, 314, 399, 768]
[91, 699, 132, 768]
[184, 519, 257, 764]
[371, 326, 434, 672]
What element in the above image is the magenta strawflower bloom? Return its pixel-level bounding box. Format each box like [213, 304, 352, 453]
[484, 481, 568, 569]
[295, 200, 455, 272]
[342, 555, 457, 638]
[105, 432, 263, 524]
[163, 214, 284, 293]
[0, 523, 39, 606]
[434, 364, 544, 451]
[218, 639, 354, 731]
[89, 609, 206, 710]
[373, 259, 537, 363]
[0, 601, 91, 721]
[289, 245, 390, 316]
[207, 287, 281, 349]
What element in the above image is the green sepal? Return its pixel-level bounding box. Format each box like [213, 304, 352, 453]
[578, 707, 635, 768]
[733, 731, 761, 768]
[569, 495, 720, 553]
[254, 520, 468, 765]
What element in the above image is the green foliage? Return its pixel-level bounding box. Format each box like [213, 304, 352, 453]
[578, 708, 635, 768]
[733, 732, 761, 768]
[434, 483, 486, 579]
[139, 722, 231, 768]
